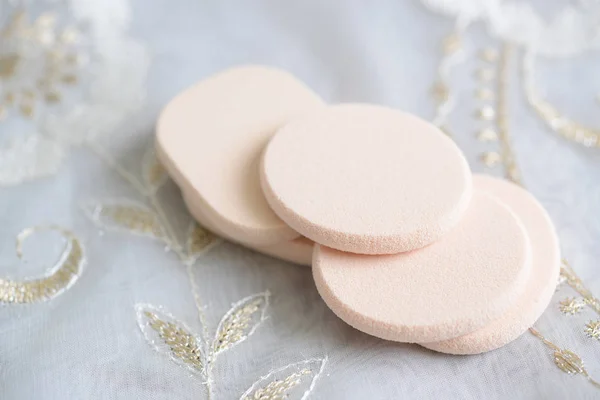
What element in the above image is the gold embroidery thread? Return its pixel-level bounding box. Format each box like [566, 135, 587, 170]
[480, 41, 598, 389]
[475, 47, 499, 150]
[185, 223, 220, 266]
[84, 201, 165, 240]
[530, 328, 600, 389]
[480, 151, 501, 167]
[477, 128, 498, 142]
[137, 293, 277, 399]
[430, 29, 465, 134]
[239, 358, 328, 400]
[523, 51, 599, 149]
[0, 10, 83, 119]
[585, 321, 600, 341]
[0, 225, 84, 304]
[243, 369, 310, 400]
[213, 292, 270, 355]
[142, 146, 168, 192]
[145, 310, 203, 371]
[559, 297, 587, 315]
[560, 260, 600, 315]
[136, 304, 207, 376]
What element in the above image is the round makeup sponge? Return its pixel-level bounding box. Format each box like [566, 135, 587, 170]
[312, 191, 532, 343]
[156, 65, 325, 247]
[182, 190, 313, 266]
[421, 175, 560, 354]
[261, 104, 472, 254]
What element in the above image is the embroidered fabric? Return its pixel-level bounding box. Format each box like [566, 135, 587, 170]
[421, 0, 600, 56]
[1, 0, 600, 399]
[0, 0, 149, 186]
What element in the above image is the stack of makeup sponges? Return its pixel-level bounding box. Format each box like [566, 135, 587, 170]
[156, 65, 561, 355]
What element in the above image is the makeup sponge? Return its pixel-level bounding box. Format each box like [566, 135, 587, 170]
[421, 175, 560, 354]
[312, 191, 532, 343]
[260, 104, 472, 254]
[156, 65, 325, 247]
[182, 190, 313, 266]
[255, 237, 314, 267]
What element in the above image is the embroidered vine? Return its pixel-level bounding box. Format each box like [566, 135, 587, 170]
[136, 292, 271, 391]
[84, 139, 326, 399]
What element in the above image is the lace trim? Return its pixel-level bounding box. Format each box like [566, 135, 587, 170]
[421, 0, 600, 56]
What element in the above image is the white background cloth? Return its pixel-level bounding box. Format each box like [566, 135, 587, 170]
[1, 0, 600, 399]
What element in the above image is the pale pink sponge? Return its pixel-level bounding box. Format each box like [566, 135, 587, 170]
[156, 65, 325, 247]
[421, 175, 560, 354]
[155, 65, 550, 354]
[312, 191, 532, 343]
[255, 237, 314, 267]
[260, 104, 472, 255]
[182, 190, 313, 266]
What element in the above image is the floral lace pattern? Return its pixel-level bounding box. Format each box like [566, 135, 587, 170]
[0, 0, 149, 186]
[1, 0, 599, 398]
[421, 0, 600, 56]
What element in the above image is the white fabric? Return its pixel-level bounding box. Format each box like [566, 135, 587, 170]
[1, 0, 600, 399]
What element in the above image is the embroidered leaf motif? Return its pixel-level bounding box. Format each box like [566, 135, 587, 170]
[135, 304, 205, 374]
[213, 292, 270, 355]
[585, 320, 600, 341]
[240, 358, 328, 400]
[0, 225, 85, 304]
[559, 297, 586, 315]
[554, 349, 584, 375]
[246, 370, 310, 400]
[142, 146, 167, 192]
[185, 222, 220, 264]
[83, 200, 164, 240]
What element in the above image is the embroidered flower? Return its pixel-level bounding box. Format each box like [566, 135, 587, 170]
[0, 11, 82, 120]
[0, 2, 150, 186]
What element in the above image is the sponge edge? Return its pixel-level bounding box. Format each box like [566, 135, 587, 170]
[156, 65, 325, 247]
[420, 175, 560, 354]
[261, 103, 472, 255]
[255, 237, 314, 266]
[182, 190, 313, 266]
[313, 191, 532, 343]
